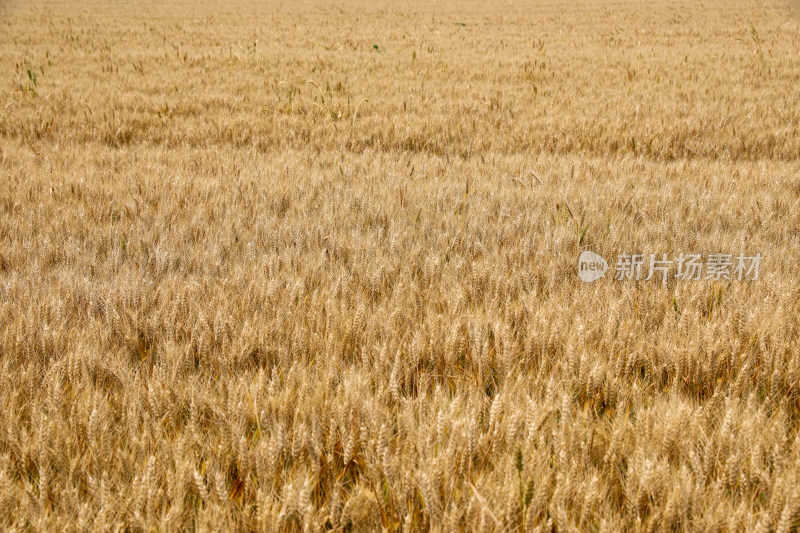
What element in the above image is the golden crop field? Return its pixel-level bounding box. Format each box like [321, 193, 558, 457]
[1, 0, 800, 530]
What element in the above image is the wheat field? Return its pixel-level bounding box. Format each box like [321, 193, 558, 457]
[1, 0, 800, 531]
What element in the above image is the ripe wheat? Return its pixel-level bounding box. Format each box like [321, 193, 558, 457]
[1, 0, 800, 531]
